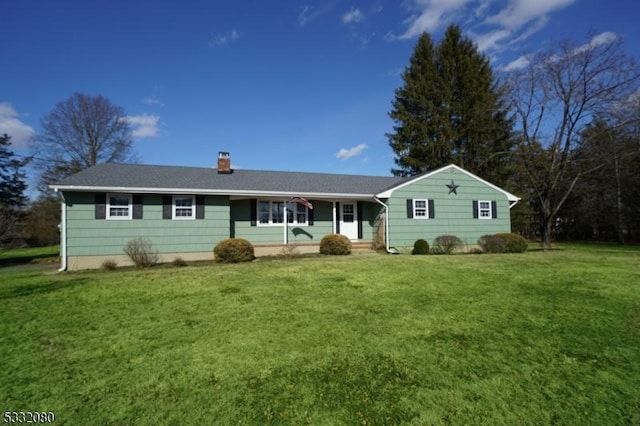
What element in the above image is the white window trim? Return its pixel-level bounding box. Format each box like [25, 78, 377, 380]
[257, 200, 308, 226]
[106, 193, 132, 220]
[478, 200, 492, 219]
[412, 198, 429, 219]
[173, 195, 195, 220]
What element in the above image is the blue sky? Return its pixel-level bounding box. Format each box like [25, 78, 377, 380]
[2, 0, 639, 187]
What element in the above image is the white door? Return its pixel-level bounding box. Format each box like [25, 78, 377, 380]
[340, 202, 358, 240]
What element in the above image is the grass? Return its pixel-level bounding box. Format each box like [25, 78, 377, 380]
[0, 245, 59, 266]
[1, 245, 639, 424]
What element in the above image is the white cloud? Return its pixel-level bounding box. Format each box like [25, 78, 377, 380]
[0, 103, 35, 148]
[573, 31, 618, 54]
[142, 97, 164, 107]
[394, 0, 577, 52]
[342, 8, 364, 24]
[474, 29, 511, 52]
[397, 0, 470, 40]
[500, 54, 531, 71]
[336, 143, 368, 160]
[209, 29, 240, 48]
[485, 0, 574, 30]
[122, 114, 160, 139]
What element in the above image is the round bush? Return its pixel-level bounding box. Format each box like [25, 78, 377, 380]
[412, 239, 430, 255]
[495, 233, 528, 253]
[478, 234, 506, 253]
[478, 233, 528, 253]
[214, 238, 255, 263]
[432, 235, 463, 255]
[320, 234, 352, 255]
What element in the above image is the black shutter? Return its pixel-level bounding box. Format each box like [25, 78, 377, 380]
[162, 196, 172, 219]
[196, 196, 205, 219]
[132, 195, 143, 219]
[428, 199, 435, 219]
[357, 201, 363, 239]
[406, 199, 413, 218]
[250, 200, 257, 226]
[95, 193, 106, 219]
[335, 202, 340, 234]
[472, 200, 478, 219]
[491, 201, 498, 219]
[308, 203, 314, 226]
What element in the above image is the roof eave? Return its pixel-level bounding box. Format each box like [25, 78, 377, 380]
[49, 185, 376, 200]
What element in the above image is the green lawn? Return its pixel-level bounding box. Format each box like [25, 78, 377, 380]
[1, 246, 639, 425]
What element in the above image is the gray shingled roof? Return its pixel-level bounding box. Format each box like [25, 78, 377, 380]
[52, 163, 406, 196]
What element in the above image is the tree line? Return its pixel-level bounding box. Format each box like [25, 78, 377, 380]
[1, 26, 639, 248]
[388, 26, 640, 246]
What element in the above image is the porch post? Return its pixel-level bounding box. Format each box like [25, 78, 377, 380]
[283, 200, 288, 245]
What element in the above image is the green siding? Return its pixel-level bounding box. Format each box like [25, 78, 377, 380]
[64, 192, 384, 257]
[387, 168, 512, 248]
[64, 192, 229, 256]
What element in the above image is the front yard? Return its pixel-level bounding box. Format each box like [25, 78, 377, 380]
[1, 245, 639, 424]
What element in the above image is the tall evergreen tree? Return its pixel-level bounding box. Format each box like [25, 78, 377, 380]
[0, 134, 29, 209]
[0, 134, 30, 245]
[387, 25, 512, 182]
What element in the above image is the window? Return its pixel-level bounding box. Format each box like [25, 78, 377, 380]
[478, 200, 492, 219]
[407, 198, 433, 219]
[413, 199, 428, 218]
[173, 196, 195, 219]
[258, 200, 308, 226]
[107, 193, 132, 220]
[290, 202, 308, 224]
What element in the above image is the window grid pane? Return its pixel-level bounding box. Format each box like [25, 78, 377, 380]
[479, 201, 491, 218]
[259, 201, 270, 224]
[342, 204, 354, 223]
[110, 207, 129, 217]
[272, 202, 284, 223]
[108, 194, 131, 219]
[414, 199, 427, 217]
[174, 197, 194, 218]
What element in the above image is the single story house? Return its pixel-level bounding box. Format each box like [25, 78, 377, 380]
[50, 152, 520, 270]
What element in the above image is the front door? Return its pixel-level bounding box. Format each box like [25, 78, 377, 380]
[340, 202, 358, 240]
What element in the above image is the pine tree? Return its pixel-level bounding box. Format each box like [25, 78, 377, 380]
[0, 134, 29, 208]
[0, 134, 30, 245]
[388, 25, 513, 182]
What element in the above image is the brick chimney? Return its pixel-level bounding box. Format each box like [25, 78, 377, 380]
[217, 151, 231, 174]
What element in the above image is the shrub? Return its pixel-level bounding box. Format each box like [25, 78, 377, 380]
[495, 233, 528, 253]
[124, 238, 160, 267]
[478, 233, 528, 253]
[320, 234, 352, 255]
[101, 259, 117, 270]
[432, 235, 463, 255]
[214, 238, 255, 263]
[172, 256, 188, 267]
[478, 234, 506, 253]
[412, 239, 430, 255]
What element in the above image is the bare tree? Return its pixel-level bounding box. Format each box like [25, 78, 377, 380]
[507, 33, 640, 247]
[34, 93, 137, 191]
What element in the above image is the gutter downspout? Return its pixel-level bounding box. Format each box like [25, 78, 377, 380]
[373, 196, 390, 253]
[56, 189, 67, 272]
